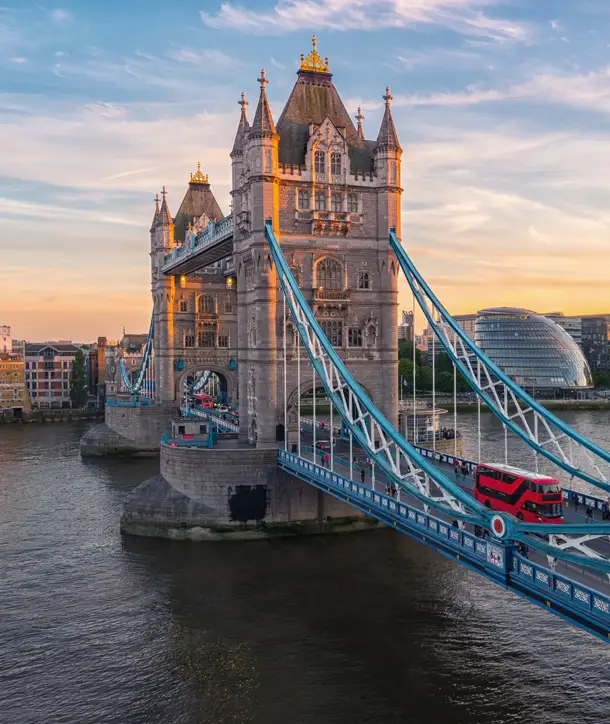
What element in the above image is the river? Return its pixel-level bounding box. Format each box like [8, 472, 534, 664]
[1, 414, 609, 724]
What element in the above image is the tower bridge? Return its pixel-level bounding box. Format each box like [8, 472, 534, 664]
[80, 37, 610, 642]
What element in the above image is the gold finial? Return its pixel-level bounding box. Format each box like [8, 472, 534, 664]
[189, 161, 209, 185]
[299, 34, 330, 73]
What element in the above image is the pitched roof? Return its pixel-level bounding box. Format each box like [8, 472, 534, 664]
[26, 343, 80, 355]
[231, 92, 250, 156]
[276, 69, 374, 172]
[250, 70, 277, 137]
[376, 87, 401, 150]
[173, 183, 225, 244]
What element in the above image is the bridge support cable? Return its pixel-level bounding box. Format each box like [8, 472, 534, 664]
[389, 230, 610, 493]
[390, 231, 610, 569]
[119, 314, 155, 398]
[264, 221, 488, 525]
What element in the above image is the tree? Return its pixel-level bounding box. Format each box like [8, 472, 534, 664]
[70, 349, 89, 408]
[398, 338, 423, 365]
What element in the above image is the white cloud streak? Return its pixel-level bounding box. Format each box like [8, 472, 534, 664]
[201, 0, 529, 43]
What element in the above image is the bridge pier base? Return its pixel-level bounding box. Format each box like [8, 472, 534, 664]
[120, 439, 378, 540]
[80, 403, 176, 457]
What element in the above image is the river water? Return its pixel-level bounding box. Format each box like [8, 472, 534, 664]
[1, 414, 610, 724]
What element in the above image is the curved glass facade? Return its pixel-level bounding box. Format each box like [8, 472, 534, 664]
[475, 308, 592, 389]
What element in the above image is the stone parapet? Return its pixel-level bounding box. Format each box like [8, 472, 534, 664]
[121, 441, 377, 540]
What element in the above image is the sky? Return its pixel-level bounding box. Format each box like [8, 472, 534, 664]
[1, 0, 610, 341]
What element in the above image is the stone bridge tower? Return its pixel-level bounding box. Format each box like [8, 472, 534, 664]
[232, 37, 401, 448]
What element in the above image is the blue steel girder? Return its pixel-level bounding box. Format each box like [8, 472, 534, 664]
[265, 221, 610, 572]
[389, 229, 610, 493]
[119, 314, 154, 395]
[265, 220, 496, 525]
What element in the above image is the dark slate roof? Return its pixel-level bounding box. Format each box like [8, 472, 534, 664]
[251, 86, 276, 137]
[376, 104, 401, 150]
[276, 69, 375, 173]
[173, 183, 225, 244]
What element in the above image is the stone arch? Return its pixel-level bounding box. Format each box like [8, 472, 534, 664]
[176, 362, 237, 404]
[286, 377, 373, 411]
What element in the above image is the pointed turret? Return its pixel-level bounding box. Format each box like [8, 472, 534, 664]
[150, 192, 161, 231]
[355, 106, 365, 140]
[376, 87, 400, 150]
[231, 92, 250, 156]
[159, 186, 173, 227]
[250, 69, 277, 137]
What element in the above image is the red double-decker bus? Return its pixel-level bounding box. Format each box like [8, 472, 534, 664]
[474, 462, 563, 523]
[192, 393, 214, 409]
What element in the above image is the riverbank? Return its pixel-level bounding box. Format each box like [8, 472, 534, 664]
[0, 408, 103, 424]
[441, 399, 610, 413]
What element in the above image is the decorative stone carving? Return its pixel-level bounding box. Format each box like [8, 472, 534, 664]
[248, 314, 257, 347]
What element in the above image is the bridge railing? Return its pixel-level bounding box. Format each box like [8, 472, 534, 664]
[105, 398, 156, 408]
[278, 449, 610, 638]
[162, 213, 234, 270]
[413, 445, 610, 515]
[160, 432, 211, 449]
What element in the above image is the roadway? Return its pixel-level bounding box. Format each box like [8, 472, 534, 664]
[299, 425, 610, 593]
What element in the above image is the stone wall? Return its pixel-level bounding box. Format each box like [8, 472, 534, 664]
[80, 403, 175, 456]
[121, 440, 377, 540]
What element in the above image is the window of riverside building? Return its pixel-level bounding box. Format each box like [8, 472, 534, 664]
[348, 193, 358, 213]
[314, 150, 325, 173]
[197, 295, 215, 314]
[358, 271, 370, 290]
[320, 320, 343, 346]
[178, 300, 188, 312]
[348, 328, 363, 347]
[197, 331, 216, 348]
[224, 300, 233, 314]
[330, 152, 342, 175]
[331, 193, 343, 212]
[298, 189, 309, 209]
[317, 258, 342, 289]
[315, 191, 326, 211]
[184, 334, 195, 348]
[218, 334, 229, 348]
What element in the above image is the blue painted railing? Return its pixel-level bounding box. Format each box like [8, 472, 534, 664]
[162, 213, 234, 271]
[414, 445, 610, 515]
[105, 398, 155, 408]
[278, 449, 610, 641]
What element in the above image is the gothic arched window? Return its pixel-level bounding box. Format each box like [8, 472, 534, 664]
[320, 320, 343, 347]
[348, 193, 359, 213]
[317, 257, 342, 290]
[331, 193, 343, 212]
[348, 328, 363, 347]
[330, 152, 342, 175]
[314, 150, 325, 173]
[298, 189, 309, 210]
[197, 295, 215, 314]
[315, 191, 326, 211]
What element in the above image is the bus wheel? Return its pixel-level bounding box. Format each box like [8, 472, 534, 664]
[517, 512, 524, 521]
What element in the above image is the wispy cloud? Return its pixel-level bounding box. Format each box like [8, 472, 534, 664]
[49, 8, 72, 23]
[201, 0, 530, 43]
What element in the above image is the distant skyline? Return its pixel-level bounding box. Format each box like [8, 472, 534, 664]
[1, 1, 610, 340]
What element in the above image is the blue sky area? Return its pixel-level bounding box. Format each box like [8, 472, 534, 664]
[1, 1, 610, 339]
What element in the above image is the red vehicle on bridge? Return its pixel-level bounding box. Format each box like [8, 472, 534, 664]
[192, 393, 214, 409]
[474, 462, 563, 523]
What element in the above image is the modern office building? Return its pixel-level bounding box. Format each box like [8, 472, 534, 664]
[25, 342, 80, 408]
[454, 313, 477, 340]
[475, 308, 592, 391]
[398, 310, 414, 341]
[545, 313, 583, 349]
[581, 314, 610, 372]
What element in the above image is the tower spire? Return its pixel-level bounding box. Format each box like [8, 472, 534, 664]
[231, 91, 251, 156]
[376, 86, 400, 150]
[355, 106, 365, 140]
[250, 69, 277, 137]
[159, 185, 173, 226]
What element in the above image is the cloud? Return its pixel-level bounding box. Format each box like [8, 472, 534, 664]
[50, 8, 72, 22]
[8, 56, 27, 63]
[201, 0, 529, 43]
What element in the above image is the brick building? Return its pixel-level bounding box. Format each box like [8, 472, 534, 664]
[25, 343, 80, 408]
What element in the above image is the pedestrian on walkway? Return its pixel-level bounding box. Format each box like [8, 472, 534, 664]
[454, 459, 461, 480]
[573, 494, 579, 512]
[586, 505, 593, 523]
[360, 468, 365, 484]
[391, 483, 397, 498]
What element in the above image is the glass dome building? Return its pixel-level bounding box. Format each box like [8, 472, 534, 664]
[474, 308, 593, 390]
